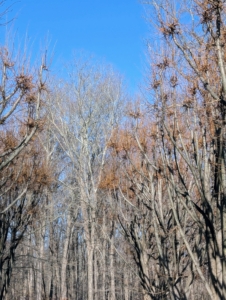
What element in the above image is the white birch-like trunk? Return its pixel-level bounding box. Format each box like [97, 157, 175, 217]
[61, 216, 72, 300]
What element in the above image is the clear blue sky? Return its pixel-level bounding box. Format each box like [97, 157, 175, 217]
[0, 0, 148, 93]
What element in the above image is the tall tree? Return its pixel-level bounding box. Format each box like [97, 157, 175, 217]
[0, 46, 48, 298]
[48, 59, 123, 300]
[104, 0, 226, 298]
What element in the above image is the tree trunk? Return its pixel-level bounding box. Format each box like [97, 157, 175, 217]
[61, 216, 72, 300]
[87, 240, 94, 300]
[110, 233, 116, 300]
[102, 213, 106, 300]
[124, 264, 129, 300]
[94, 250, 98, 300]
[36, 221, 45, 300]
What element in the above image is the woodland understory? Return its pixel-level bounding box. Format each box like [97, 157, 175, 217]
[1, 0, 226, 299]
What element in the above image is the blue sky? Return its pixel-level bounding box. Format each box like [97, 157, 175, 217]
[0, 0, 148, 93]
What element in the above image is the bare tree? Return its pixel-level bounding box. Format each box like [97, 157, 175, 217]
[102, 1, 226, 299]
[0, 45, 48, 298]
[47, 58, 124, 300]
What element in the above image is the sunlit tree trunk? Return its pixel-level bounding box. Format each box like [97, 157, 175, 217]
[61, 215, 72, 300]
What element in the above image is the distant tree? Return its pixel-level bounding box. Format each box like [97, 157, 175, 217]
[48, 58, 124, 300]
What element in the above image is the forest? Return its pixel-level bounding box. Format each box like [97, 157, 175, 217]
[1, 0, 226, 299]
